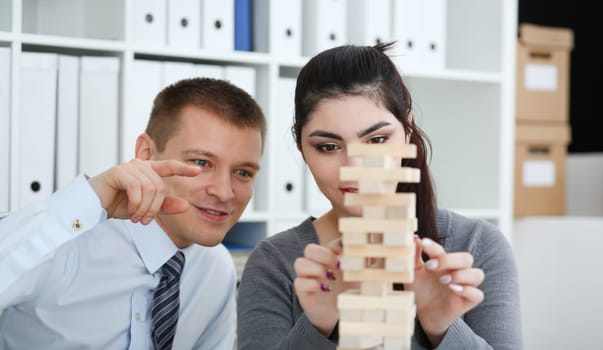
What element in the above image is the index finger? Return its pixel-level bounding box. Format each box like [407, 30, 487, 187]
[150, 160, 202, 178]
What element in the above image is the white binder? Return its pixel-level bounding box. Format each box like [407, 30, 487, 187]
[272, 77, 303, 213]
[392, 0, 422, 71]
[302, 0, 347, 57]
[347, 0, 392, 46]
[161, 61, 194, 88]
[200, 0, 234, 51]
[55, 55, 80, 190]
[133, 0, 167, 46]
[79, 56, 120, 177]
[193, 63, 224, 79]
[253, 0, 302, 56]
[19, 52, 58, 208]
[421, 0, 447, 70]
[167, 0, 200, 49]
[123, 59, 162, 162]
[0, 48, 10, 213]
[223, 65, 256, 98]
[304, 168, 331, 216]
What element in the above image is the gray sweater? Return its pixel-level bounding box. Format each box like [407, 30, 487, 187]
[237, 209, 522, 349]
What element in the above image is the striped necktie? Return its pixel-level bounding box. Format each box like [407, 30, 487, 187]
[152, 251, 185, 350]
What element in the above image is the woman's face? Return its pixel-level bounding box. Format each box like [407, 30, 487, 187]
[300, 95, 408, 217]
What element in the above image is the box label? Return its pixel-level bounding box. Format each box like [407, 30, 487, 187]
[523, 160, 556, 187]
[524, 63, 558, 91]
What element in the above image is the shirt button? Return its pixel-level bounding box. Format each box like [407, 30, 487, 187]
[135, 312, 141, 321]
[72, 219, 82, 231]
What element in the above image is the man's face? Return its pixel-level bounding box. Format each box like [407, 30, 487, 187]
[152, 106, 262, 248]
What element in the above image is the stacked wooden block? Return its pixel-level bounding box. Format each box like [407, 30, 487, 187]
[337, 143, 420, 350]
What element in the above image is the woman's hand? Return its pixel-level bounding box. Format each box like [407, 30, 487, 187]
[293, 238, 350, 336]
[406, 236, 485, 346]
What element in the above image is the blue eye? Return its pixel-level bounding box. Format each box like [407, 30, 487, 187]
[194, 159, 209, 167]
[235, 169, 253, 178]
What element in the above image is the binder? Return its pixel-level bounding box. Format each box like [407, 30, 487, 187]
[167, 0, 200, 49]
[123, 59, 162, 162]
[304, 167, 331, 216]
[234, 0, 252, 51]
[347, 0, 392, 46]
[272, 77, 303, 213]
[253, 0, 302, 56]
[223, 65, 256, 98]
[0, 48, 9, 213]
[133, 0, 167, 46]
[79, 56, 120, 177]
[55, 55, 80, 190]
[19, 52, 58, 208]
[192, 63, 224, 80]
[302, 0, 347, 57]
[200, 0, 234, 51]
[392, 0, 422, 71]
[161, 61, 194, 88]
[421, 0, 446, 70]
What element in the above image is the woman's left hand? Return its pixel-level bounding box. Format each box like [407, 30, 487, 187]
[405, 236, 485, 346]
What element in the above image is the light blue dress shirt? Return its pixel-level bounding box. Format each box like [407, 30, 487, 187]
[0, 175, 237, 349]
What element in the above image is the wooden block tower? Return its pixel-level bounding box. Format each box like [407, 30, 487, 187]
[337, 143, 420, 350]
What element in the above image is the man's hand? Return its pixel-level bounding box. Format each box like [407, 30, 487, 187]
[88, 159, 201, 224]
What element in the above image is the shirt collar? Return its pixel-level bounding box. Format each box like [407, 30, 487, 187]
[127, 219, 179, 274]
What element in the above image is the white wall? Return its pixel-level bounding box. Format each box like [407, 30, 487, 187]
[513, 216, 603, 349]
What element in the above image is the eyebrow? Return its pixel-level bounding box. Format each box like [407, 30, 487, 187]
[182, 149, 261, 171]
[307, 121, 392, 140]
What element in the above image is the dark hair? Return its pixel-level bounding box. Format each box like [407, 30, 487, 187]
[293, 43, 439, 242]
[147, 77, 266, 152]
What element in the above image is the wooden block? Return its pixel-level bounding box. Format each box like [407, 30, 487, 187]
[362, 154, 398, 169]
[360, 282, 390, 296]
[340, 256, 365, 270]
[386, 206, 415, 219]
[363, 310, 385, 322]
[345, 193, 416, 207]
[385, 258, 413, 272]
[340, 167, 420, 183]
[339, 321, 414, 337]
[383, 337, 411, 350]
[386, 305, 416, 323]
[382, 232, 414, 246]
[347, 143, 417, 158]
[343, 244, 413, 258]
[338, 290, 414, 310]
[342, 231, 370, 245]
[339, 309, 364, 322]
[339, 218, 417, 233]
[343, 268, 413, 283]
[359, 180, 397, 194]
[338, 335, 382, 349]
[363, 206, 386, 219]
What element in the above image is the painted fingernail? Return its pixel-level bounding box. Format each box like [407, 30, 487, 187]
[424, 259, 438, 270]
[142, 217, 153, 225]
[326, 269, 336, 281]
[421, 238, 433, 247]
[320, 283, 331, 292]
[132, 216, 141, 223]
[449, 284, 463, 293]
[336, 260, 341, 270]
[439, 274, 452, 285]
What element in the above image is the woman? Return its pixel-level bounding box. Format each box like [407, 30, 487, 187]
[237, 43, 522, 349]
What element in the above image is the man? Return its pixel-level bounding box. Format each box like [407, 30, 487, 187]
[0, 78, 266, 349]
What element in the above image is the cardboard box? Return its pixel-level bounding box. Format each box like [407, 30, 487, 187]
[516, 23, 574, 123]
[514, 122, 571, 216]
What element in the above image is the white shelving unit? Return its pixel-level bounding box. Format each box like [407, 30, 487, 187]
[0, 0, 518, 243]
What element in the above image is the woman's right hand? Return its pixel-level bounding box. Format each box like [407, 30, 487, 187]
[294, 238, 348, 336]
